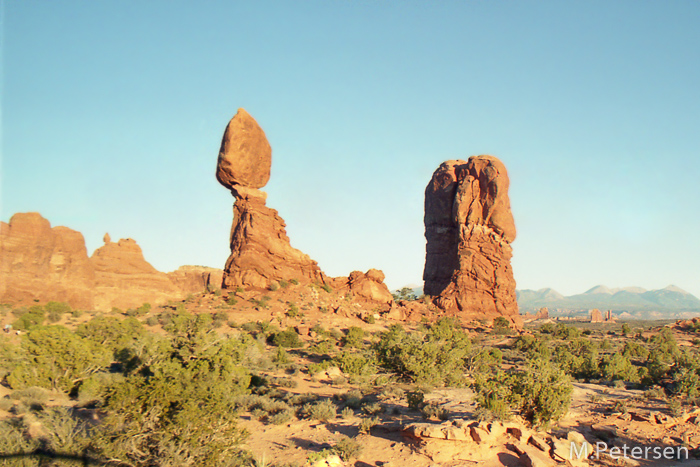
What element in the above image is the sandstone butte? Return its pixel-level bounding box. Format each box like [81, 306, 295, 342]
[215, 108, 394, 307]
[0, 212, 222, 311]
[423, 156, 520, 324]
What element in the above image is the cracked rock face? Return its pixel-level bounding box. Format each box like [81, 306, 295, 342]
[423, 155, 519, 321]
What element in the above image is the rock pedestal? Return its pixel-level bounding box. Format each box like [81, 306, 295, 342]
[216, 109, 324, 289]
[423, 156, 519, 322]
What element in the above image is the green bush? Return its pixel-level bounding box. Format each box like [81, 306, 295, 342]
[269, 329, 303, 348]
[342, 326, 365, 348]
[334, 351, 375, 376]
[304, 399, 337, 422]
[6, 325, 112, 393]
[492, 316, 511, 335]
[474, 358, 572, 427]
[511, 358, 572, 427]
[599, 353, 641, 382]
[374, 318, 471, 387]
[332, 436, 363, 461]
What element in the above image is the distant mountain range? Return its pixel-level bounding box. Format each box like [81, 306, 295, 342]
[517, 285, 700, 319]
[396, 284, 700, 320]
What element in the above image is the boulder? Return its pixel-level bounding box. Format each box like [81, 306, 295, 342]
[216, 108, 272, 190]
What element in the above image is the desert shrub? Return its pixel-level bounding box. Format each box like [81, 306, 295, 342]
[278, 279, 289, 288]
[341, 407, 354, 418]
[473, 370, 515, 421]
[89, 319, 254, 466]
[308, 359, 333, 376]
[622, 341, 650, 360]
[273, 346, 290, 365]
[644, 328, 681, 384]
[45, 301, 71, 323]
[538, 323, 556, 334]
[474, 357, 572, 427]
[374, 318, 471, 387]
[334, 351, 375, 376]
[269, 329, 303, 348]
[145, 315, 159, 326]
[511, 358, 572, 427]
[332, 436, 362, 461]
[76, 315, 146, 356]
[339, 389, 363, 409]
[12, 305, 46, 330]
[226, 295, 238, 306]
[406, 391, 424, 410]
[342, 326, 365, 348]
[621, 323, 632, 336]
[553, 338, 599, 378]
[125, 302, 151, 317]
[290, 279, 299, 285]
[0, 418, 39, 466]
[644, 386, 665, 400]
[514, 335, 552, 359]
[321, 283, 333, 293]
[304, 399, 337, 422]
[492, 316, 511, 335]
[361, 402, 383, 416]
[599, 354, 640, 382]
[673, 367, 700, 397]
[6, 325, 112, 393]
[286, 302, 300, 318]
[553, 323, 581, 340]
[466, 347, 503, 375]
[358, 416, 380, 434]
[421, 402, 448, 420]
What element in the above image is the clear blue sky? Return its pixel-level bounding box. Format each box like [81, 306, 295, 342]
[2, 1, 699, 297]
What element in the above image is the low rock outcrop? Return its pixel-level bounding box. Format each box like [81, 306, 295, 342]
[216, 109, 325, 289]
[0, 212, 222, 311]
[423, 156, 519, 323]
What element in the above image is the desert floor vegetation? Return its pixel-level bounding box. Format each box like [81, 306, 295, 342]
[1, 293, 700, 466]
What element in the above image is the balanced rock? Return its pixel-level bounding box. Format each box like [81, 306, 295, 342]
[216, 108, 324, 289]
[423, 156, 519, 321]
[216, 108, 272, 190]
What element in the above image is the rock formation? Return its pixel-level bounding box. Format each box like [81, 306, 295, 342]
[0, 212, 95, 309]
[216, 108, 324, 289]
[325, 269, 394, 305]
[0, 212, 222, 311]
[423, 156, 518, 322]
[590, 309, 604, 323]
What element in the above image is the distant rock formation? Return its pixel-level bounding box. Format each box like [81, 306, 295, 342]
[423, 156, 519, 322]
[590, 309, 604, 323]
[0, 212, 222, 311]
[0, 212, 95, 309]
[216, 109, 325, 290]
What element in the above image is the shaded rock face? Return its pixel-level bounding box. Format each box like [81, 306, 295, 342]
[216, 109, 324, 289]
[423, 156, 518, 320]
[0, 212, 222, 311]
